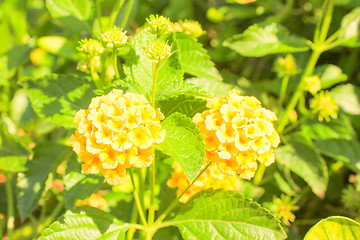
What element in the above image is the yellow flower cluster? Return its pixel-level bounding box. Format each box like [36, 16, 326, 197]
[267, 195, 299, 226]
[145, 40, 172, 63]
[310, 91, 339, 122]
[305, 76, 321, 94]
[179, 20, 204, 38]
[69, 89, 166, 185]
[193, 89, 280, 179]
[167, 161, 241, 203]
[77, 38, 104, 56]
[146, 14, 173, 35]
[101, 26, 128, 49]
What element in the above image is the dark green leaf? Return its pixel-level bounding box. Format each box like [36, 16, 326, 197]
[304, 216, 360, 240]
[159, 113, 205, 182]
[39, 206, 128, 240]
[169, 190, 287, 240]
[172, 32, 222, 81]
[22, 74, 97, 129]
[275, 141, 328, 198]
[159, 95, 207, 118]
[17, 142, 71, 220]
[314, 138, 360, 174]
[64, 155, 103, 209]
[314, 64, 347, 89]
[332, 84, 360, 115]
[0, 120, 31, 172]
[223, 23, 310, 57]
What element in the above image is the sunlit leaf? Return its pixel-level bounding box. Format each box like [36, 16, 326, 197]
[159, 95, 207, 118]
[314, 64, 347, 89]
[304, 216, 360, 240]
[169, 190, 287, 240]
[336, 7, 360, 48]
[332, 84, 360, 115]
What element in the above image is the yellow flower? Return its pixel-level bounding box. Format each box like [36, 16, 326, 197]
[69, 89, 165, 185]
[167, 161, 242, 203]
[274, 54, 298, 76]
[79, 193, 107, 210]
[101, 26, 128, 48]
[146, 14, 173, 35]
[266, 195, 299, 226]
[179, 19, 205, 38]
[193, 89, 280, 178]
[145, 40, 172, 63]
[305, 76, 321, 94]
[77, 38, 104, 56]
[310, 91, 339, 122]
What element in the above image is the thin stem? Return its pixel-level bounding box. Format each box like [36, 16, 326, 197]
[108, 0, 125, 29]
[90, 58, 103, 89]
[318, 0, 334, 44]
[276, 49, 322, 134]
[129, 169, 148, 227]
[148, 153, 156, 226]
[313, 0, 329, 44]
[153, 162, 212, 227]
[36, 201, 64, 234]
[139, 168, 146, 219]
[253, 164, 266, 186]
[5, 172, 14, 240]
[95, 0, 104, 32]
[126, 202, 139, 240]
[278, 75, 290, 107]
[151, 62, 160, 107]
[120, 0, 134, 29]
[113, 48, 120, 79]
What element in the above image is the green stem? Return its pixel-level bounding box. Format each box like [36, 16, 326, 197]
[153, 162, 212, 227]
[113, 48, 120, 79]
[5, 172, 14, 240]
[139, 168, 146, 219]
[148, 153, 156, 226]
[96, 0, 104, 32]
[90, 58, 103, 89]
[253, 164, 266, 186]
[36, 201, 64, 234]
[318, 0, 334, 44]
[108, 0, 126, 29]
[120, 0, 134, 29]
[151, 62, 160, 107]
[130, 169, 148, 227]
[276, 49, 322, 134]
[126, 202, 139, 240]
[278, 75, 290, 107]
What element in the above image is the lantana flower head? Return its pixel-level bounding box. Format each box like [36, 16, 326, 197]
[77, 38, 104, 56]
[145, 40, 172, 63]
[167, 161, 241, 203]
[101, 26, 128, 49]
[193, 89, 280, 179]
[310, 91, 339, 122]
[146, 14, 173, 35]
[69, 89, 166, 185]
[179, 19, 204, 38]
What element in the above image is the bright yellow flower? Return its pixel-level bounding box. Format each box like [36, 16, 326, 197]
[266, 195, 299, 226]
[69, 89, 165, 185]
[310, 91, 339, 122]
[146, 14, 173, 35]
[274, 54, 298, 76]
[77, 38, 104, 56]
[145, 40, 172, 63]
[193, 89, 280, 177]
[101, 26, 128, 48]
[305, 76, 321, 94]
[179, 19, 204, 38]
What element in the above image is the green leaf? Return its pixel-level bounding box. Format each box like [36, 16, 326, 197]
[39, 206, 128, 240]
[314, 64, 348, 89]
[0, 120, 31, 172]
[314, 138, 360, 174]
[172, 32, 222, 81]
[300, 117, 355, 141]
[304, 216, 360, 240]
[336, 8, 360, 48]
[275, 141, 328, 198]
[64, 155, 103, 209]
[188, 78, 233, 96]
[159, 113, 205, 182]
[223, 23, 310, 57]
[17, 142, 71, 220]
[168, 190, 287, 240]
[46, 0, 94, 32]
[159, 95, 207, 118]
[37, 36, 78, 60]
[22, 74, 97, 129]
[157, 80, 210, 100]
[332, 84, 360, 115]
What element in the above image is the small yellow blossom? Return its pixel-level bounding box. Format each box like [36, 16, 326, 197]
[101, 26, 128, 49]
[146, 14, 173, 35]
[193, 89, 280, 178]
[274, 54, 298, 76]
[77, 38, 104, 56]
[145, 40, 172, 63]
[69, 89, 165, 185]
[179, 19, 204, 38]
[305, 76, 321, 94]
[167, 161, 242, 203]
[266, 195, 299, 226]
[310, 91, 339, 122]
[77, 55, 101, 73]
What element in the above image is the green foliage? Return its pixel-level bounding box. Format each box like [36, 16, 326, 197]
[336, 7, 360, 48]
[17, 142, 70, 220]
[314, 64, 348, 89]
[275, 140, 328, 198]
[159, 113, 205, 182]
[223, 23, 310, 57]
[332, 84, 360, 115]
[304, 216, 360, 240]
[39, 207, 128, 240]
[21, 74, 97, 129]
[169, 190, 287, 240]
[159, 95, 207, 118]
